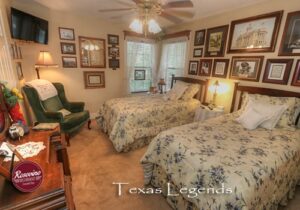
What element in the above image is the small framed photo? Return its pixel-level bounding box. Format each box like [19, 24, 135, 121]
[109, 58, 120, 70]
[16, 62, 24, 80]
[108, 47, 119, 57]
[62, 56, 77, 68]
[59, 27, 75, 41]
[194, 29, 206, 46]
[198, 59, 213, 76]
[230, 56, 264, 81]
[205, 25, 229, 57]
[134, 70, 146, 80]
[193, 48, 203, 57]
[188, 61, 199, 75]
[61, 42, 76, 54]
[84, 71, 105, 89]
[212, 59, 230, 78]
[291, 60, 300, 86]
[262, 59, 293, 85]
[108, 34, 119, 46]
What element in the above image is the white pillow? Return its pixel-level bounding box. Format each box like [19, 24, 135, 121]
[164, 81, 188, 101]
[181, 84, 200, 100]
[236, 107, 269, 130]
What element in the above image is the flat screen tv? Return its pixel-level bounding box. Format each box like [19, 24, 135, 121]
[10, 8, 48, 44]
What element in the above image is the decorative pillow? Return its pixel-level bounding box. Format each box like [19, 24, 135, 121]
[42, 95, 64, 112]
[163, 81, 189, 101]
[236, 107, 270, 130]
[181, 83, 200, 101]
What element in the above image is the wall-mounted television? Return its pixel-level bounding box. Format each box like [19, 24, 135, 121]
[10, 8, 48, 45]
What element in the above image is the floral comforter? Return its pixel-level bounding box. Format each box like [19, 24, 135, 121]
[141, 113, 300, 210]
[96, 95, 200, 152]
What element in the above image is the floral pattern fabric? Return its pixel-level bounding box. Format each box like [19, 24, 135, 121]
[141, 113, 300, 210]
[96, 95, 200, 152]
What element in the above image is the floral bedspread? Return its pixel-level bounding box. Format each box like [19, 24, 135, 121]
[96, 95, 200, 152]
[141, 113, 300, 210]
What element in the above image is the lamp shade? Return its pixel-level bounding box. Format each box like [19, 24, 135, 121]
[35, 51, 57, 67]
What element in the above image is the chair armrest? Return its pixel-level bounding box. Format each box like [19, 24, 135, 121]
[65, 102, 85, 113]
[44, 112, 63, 122]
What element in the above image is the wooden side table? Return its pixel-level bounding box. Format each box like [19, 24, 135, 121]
[194, 105, 224, 122]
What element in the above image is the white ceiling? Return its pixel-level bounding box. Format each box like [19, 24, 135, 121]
[32, 0, 270, 28]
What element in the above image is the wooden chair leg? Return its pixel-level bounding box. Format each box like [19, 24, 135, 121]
[65, 133, 70, 147]
[88, 119, 91, 130]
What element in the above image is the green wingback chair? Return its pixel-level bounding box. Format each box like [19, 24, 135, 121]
[23, 83, 91, 145]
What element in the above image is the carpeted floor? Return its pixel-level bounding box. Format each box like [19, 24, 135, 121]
[68, 121, 300, 210]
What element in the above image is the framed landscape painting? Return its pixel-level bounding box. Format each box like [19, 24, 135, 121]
[134, 70, 146, 80]
[230, 56, 264, 81]
[61, 42, 76, 55]
[292, 60, 300, 86]
[204, 25, 229, 57]
[262, 59, 293, 85]
[188, 61, 199, 75]
[198, 59, 213, 76]
[59, 27, 75, 41]
[62, 56, 77, 68]
[212, 59, 229, 78]
[279, 11, 300, 56]
[228, 11, 283, 53]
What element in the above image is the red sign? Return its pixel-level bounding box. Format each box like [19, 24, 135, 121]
[12, 161, 43, 192]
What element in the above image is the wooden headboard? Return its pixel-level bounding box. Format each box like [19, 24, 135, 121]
[231, 83, 300, 125]
[171, 74, 209, 103]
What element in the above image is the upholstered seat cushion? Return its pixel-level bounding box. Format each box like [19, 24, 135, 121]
[42, 95, 64, 112]
[61, 110, 90, 131]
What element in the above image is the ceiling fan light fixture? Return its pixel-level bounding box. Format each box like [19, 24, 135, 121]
[148, 19, 161, 34]
[129, 19, 143, 34]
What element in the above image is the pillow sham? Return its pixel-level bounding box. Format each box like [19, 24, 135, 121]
[181, 83, 200, 101]
[163, 81, 188, 101]
[236, 107, 269, 130]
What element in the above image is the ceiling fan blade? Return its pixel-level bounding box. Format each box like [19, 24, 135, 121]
[116, 0, 135, 7]
[162, 1, 194, 9]
[98, 8, 135, 12]
[160, 11, 183, 24]
[164, 10, 195, 19]
[111, 13, 135, 19]
[132, 0, 143, 4]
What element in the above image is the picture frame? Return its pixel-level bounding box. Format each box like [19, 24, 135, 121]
[134, 70, 146, 80]
[291, 60, 300, 86]
[212, 59, 230, 78]
[262, 59, 293, 85]
[61, 42, 76, 55]
[108, 47, 119, 57]
[194, 29, 206, 46]
[10, 43, 22, 59]
[59, 27, 75, 41]
[279, 11, 300, 56]
[16, 62, 23, 80]
[84, 71, 105, 89]
[198, 59, 213, 76]
[193, 48, 203, 57]
[188, 61, 199, 75]
[79, 36, 106, 68]
[230, 56, 264, 81]
[205, 25, 229, 57]
[108, 34, 119, 46]
[228, 11, 283, 53]
[109, 58, 120, 70]
[62, 56, 77, 68]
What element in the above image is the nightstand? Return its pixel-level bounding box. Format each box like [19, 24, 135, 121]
[194, 105, 224, 122]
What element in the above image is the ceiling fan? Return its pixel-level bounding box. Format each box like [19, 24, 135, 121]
[98, 0, 195, 35]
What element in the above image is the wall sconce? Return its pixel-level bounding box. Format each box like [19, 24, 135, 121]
[35, 51, 58, 79]
[158, 78, 166, 94]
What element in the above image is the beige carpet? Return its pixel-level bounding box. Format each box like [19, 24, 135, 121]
[68, 121, 300, 210]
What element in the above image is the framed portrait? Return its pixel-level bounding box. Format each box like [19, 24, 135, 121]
[108, 34, 119, 46]
[84, 71, 105, 89]
[188, 61, 199, 75]
[62, 56, 77, 68]
[194, 29, 206, 46]
[193, 48, 203, 57]
[198, 59, 213, 76]
[230, 56, 264, 81]
[79, 36, 106, 68]
[291, 60, 300, 86]
[61, 42, 76, 55]
[205, 25, 228, 57]
[262, 59, 293, 85]
[134, 70, 146, 80]
[108, 47, 119, 57]
[212, 59, 230, 78]
[16, 62, 24, 80]
[109, 58, 120, 70]
[279, 11, 300, 56]
[59, 27, 75, 41]
[228, 11, 283, 53]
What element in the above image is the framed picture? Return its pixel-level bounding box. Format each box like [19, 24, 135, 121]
[108, 34, 119, 46]
[212, 59, 230, 78]
[262, 59, 293, 85]
[134, 70, 146, 80]
[59, 27, 75, 41]
[194, 29, 206, 46]
[84, 71, 105, 89]
[193, 48, 203, 57]
[205, 25, 229, 57]
[279, 11, 300, 56]
[228, 11, 283, 53]
[109, 58, 120, 70]
[79, 36, 106, 68]
[230, 56, 264, 81]
[198, 59, 213, 76]
[108, 47, 119, 57]
[10, 43, 22, 59]
[16, 62, 23, 80]
[291, 60, 300, 86]
[62, 56, 77, 68]
[61, 42, 76, 55]
[188, 61, 199, 75]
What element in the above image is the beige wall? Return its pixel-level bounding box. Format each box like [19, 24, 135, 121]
[11, 0, 127, 118]
[166, 0, 300, 112]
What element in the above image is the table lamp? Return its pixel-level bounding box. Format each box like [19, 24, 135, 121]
[35, 51, 58, 79]
[210, 80, 220, 107]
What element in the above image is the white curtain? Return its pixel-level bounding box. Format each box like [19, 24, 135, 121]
[125, 40, 140, 94]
